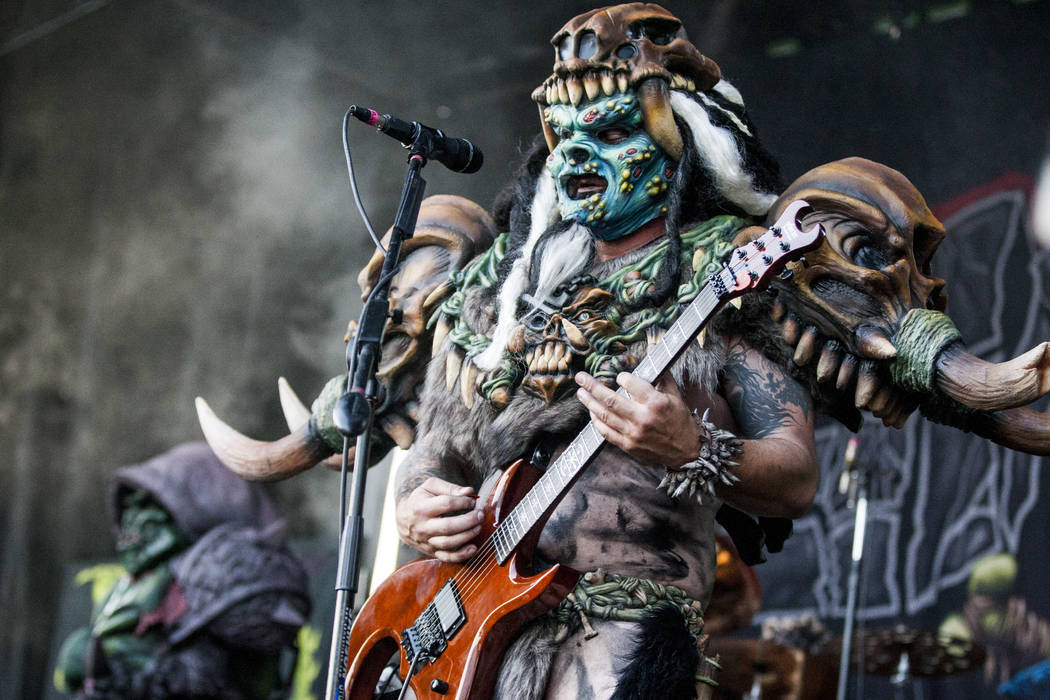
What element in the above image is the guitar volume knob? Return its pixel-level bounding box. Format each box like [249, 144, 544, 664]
[431, 679, 450, 694]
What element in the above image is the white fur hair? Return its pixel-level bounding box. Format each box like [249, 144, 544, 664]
[474, 170, 561, 370]
[670, 83, 777, 217]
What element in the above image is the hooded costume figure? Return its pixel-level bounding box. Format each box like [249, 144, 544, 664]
[54, 443, 311, 700]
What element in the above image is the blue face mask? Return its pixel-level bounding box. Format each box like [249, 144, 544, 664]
[545, 93, 676, 241]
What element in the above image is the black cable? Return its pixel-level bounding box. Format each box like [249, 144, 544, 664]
[343, 108, 386, 254]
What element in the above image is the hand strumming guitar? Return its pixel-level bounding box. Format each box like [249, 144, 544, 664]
[395, 476, 484, 563]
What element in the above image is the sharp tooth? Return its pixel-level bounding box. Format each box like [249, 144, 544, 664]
[558, 80, 570, 105]
[567, 78, 583, 105]
[432, 318, 450, 357]
[601, 72, 616, 96]
[547, 344, 559, 373]
[525, 349, 535, 370]
[547, 85, 556, 105]
[583, 74, 599, 100]
[855, 325, 898, 360]
[561, 319, 588, 350]
[460, 359, 478, 408]
[446, 350, 463, 391]
[793, 326, 819, 366]
[696, 328, 707, 347]
[781, 316, 800, 345]
[854, 361, 878, 408]
[816, 343, 841, 383]
[617, 73, 629, 93]
[870, 386, 892, 415]
[771, 299, 787, 323]
[671, 74, 685, 89]
[836, 354, 858, 391]
[686, 79, 696, 91]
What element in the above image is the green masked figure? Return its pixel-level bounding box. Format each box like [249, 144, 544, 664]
[545, 92, 675, 241]
[54, 443, 310, 700]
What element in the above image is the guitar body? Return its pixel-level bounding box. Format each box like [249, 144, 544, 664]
[342, 201, 823, 699]
[343, 459, 580, 700]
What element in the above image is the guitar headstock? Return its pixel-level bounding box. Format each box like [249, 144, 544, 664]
[728, 199, 824, 292]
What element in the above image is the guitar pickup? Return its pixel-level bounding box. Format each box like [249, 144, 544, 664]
[400, 579, 466, 664]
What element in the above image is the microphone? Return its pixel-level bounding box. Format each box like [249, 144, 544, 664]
[348, 105, 484, 174]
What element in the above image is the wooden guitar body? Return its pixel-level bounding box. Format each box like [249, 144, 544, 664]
[342, 201, 823, 698]
[343, 459, 579, 699]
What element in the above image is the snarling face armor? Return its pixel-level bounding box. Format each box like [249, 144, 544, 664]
[511, 282, 626, 402]
[545, 93, 676, 240]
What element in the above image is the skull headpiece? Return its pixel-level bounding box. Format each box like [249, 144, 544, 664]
[532, 3, 721, 160]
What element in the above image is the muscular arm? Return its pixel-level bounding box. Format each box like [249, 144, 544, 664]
[394, 443, 485, 562]
[716, 338, 818, 518]
[574, 337, 818, 519]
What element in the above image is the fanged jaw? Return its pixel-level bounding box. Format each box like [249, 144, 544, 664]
[567, 174, 608, 200]
[522, 341, 577, 403]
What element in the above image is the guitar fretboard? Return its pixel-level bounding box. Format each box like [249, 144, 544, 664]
[491, 265, 735, 563]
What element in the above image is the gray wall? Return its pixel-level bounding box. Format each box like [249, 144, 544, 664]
[2, 1, 1049, 698]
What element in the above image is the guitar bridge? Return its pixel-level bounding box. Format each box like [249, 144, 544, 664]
[401, 579, 466, 664]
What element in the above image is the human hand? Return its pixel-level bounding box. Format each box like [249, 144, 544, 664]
[395, 477, 484, 562]
[575, 371, 704, 468]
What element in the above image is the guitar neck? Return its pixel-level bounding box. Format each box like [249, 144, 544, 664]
[491, 266, 735, 563]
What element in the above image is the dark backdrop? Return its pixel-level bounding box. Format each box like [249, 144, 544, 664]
[2, 1, 1048, 698]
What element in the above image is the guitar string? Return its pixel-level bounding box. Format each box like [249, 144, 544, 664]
[435, 236, 786, 609]
[449, 290, 715, 603]
[447, 257, 748, 604]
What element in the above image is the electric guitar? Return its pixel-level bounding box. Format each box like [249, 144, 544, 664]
[341, 199, 823, 699]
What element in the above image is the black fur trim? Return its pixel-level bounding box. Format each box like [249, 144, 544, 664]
[611, 603, 699, 700]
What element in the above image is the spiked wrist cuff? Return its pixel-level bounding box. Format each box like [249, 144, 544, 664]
[659, 409, 742, 503]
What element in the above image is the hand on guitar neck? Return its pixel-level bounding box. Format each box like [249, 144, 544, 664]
[574, 370, 733, 468]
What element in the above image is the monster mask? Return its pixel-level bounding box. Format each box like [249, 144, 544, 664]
[116, 489, 188, 576]
[546, 92, 675, 240]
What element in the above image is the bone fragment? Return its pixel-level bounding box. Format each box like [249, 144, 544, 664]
[771, 299, 787, 323]
[836, 355, 858, 392]
[461, 358, 478, 409]
[855, 325, 898, 360]
[781, 316, 800, 345]
[816, 344, 841, 383]
[793, 326, 820, 366]
[854, 361, 879, 408]
[446, 350, 463, 391]
[584, 74, 599, 100]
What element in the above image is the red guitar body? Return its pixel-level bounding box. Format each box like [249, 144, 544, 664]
[342, 459, 579, 699]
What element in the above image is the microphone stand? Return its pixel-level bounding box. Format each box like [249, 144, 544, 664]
[324, 150, 429, 700]
[837, 437, 866, 700]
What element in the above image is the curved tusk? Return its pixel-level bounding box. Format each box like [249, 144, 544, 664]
[277, 377, 312, 431]
[195, 397, 334, 482]
[935, 341, 1050, 411]
[638, 77, 684, 161]
[970, 406, 1050, 456]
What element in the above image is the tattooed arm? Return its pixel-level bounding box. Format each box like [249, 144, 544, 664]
[395, 443, 485, 563]
[574, 336, 817, 518]
[715, 337, 818, 517]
